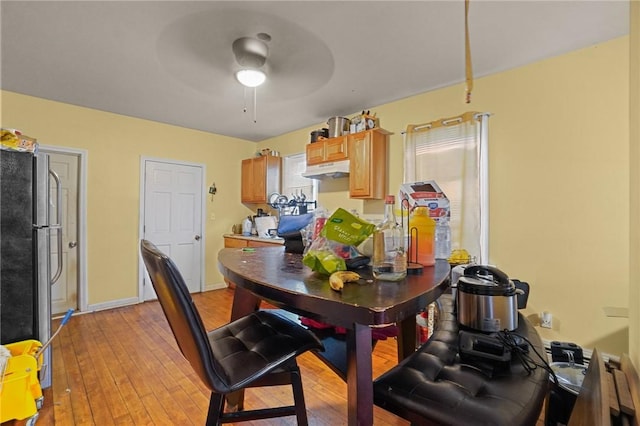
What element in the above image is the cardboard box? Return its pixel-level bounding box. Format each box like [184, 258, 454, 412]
[399, 180, 449, 221]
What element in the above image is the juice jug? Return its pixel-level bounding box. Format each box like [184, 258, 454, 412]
[408, 206, 435, 266]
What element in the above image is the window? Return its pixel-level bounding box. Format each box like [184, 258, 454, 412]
[281, 153, 317, 214]
[404, 112, 489, 263]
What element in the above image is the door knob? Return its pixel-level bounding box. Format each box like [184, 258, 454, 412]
[195, 235, 201, 241]
[69, 241, 78, 248]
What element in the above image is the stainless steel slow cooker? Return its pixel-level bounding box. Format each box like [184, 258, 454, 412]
[456, 265, 519, 332]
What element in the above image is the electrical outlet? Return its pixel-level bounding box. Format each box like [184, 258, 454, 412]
[540, 311, 552, 329]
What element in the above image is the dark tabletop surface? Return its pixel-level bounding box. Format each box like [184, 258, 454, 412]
[218, 246, 451, 329]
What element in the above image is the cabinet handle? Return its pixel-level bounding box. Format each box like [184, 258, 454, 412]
[195, 235, 201, 241]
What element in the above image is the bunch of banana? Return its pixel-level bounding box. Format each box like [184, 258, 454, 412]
[329, 271, 361, 291]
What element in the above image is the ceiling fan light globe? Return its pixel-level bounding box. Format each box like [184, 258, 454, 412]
[236, 69, 266, 87]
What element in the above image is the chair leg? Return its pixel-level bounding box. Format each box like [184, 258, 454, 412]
[206, 392, 225, 426]
[290, 367, 309, 426]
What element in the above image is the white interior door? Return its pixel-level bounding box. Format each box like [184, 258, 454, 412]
[49, 153, 79, 315]
[142, 159, 203, 300]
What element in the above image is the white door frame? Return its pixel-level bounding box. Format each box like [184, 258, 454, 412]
[138, 156, 206, 302]
[39, 145, 89, 313]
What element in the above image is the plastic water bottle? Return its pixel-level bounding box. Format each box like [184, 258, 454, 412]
[372, 195, 407, 281]
[435, 217, 451, 260]
[242, 216, 252, 236]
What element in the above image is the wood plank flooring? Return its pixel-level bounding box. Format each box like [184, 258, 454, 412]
[3, 287, 548, 425]
[3, 288, 408, 426]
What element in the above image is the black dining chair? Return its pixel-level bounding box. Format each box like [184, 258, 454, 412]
[140, 240, 323, 425]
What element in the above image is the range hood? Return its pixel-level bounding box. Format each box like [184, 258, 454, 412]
[302, 160, 350, 179]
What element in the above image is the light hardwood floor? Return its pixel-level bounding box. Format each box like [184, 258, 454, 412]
[4, 287, 548, 425]
[4, 288, 409, 426]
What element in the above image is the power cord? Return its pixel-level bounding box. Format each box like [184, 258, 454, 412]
[493, 329, 559, 387]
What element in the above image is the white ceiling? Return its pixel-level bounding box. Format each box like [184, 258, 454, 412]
[0, 1, 629, 142]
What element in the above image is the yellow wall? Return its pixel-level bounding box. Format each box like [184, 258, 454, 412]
[0, 92, 257, 304]
[1, 35, 633, 356]
[263, 36, 632, 356]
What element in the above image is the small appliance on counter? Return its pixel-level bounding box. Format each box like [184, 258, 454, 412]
[254, 215, 278, 239]
[456, 265, 523, 333]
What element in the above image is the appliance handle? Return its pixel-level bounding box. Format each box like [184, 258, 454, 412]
[49, 169, 63, 285]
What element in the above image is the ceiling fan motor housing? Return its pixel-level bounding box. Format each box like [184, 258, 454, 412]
[232, 37, 268, 68]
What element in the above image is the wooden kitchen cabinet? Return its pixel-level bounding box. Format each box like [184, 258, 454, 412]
[224, 236, 283, 248]
[241, 155, 281, 203]
[306, 136, 348, 165]
[223, 235, 283, 288]
[348, 129, 391, 199]
[223, 237, 248, 248]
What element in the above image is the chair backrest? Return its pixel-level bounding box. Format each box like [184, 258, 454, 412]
[140, 239, 226, 392]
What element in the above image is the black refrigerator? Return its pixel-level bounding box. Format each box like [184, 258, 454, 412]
[0, 148, 62, 389]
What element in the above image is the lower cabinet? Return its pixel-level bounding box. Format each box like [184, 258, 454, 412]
[223, 236, 283, 287]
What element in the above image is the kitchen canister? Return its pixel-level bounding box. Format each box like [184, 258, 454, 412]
[327, 117, 351, 138]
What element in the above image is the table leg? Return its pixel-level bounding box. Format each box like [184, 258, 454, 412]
[226, 286, 262, 411]
[230, 286, 261, 320]
[397, 315, 417, 361]
[346, 323, 373, 426]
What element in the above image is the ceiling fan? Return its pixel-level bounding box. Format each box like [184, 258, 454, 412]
[231, 33, 272, 122]
[232, 33, 271, 88]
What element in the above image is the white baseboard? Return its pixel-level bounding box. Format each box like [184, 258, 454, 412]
[68, 285, 227, 317]
[86, 297, 140, 313]
[206, 282, 228, 291]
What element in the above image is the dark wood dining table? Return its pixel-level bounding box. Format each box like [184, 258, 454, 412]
[218, 246, 450, 426]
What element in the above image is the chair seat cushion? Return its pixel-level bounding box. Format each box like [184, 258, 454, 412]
[208, 310, 323, 392]
[373, 294, 548, 426]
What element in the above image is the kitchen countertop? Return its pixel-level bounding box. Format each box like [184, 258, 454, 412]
[223, 233, 284, 244]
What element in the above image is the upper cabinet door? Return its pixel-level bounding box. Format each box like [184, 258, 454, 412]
[325, 136, 348, 162]
[252, 156, 268, 201]
[241, 158, 255, 202]
[306, 142, 325, 165]
[241, 156, 281, 203]
[348, 129, 389, 200]
[306, 136, 348, 165]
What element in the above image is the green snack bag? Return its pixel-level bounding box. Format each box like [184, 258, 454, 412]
[320, 208, 376, 246]
[302, 248, 346, 275]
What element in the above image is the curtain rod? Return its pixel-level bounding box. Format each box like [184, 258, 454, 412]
[401, 111, 491, 134]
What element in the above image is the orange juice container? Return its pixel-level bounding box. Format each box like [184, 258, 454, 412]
[408, 206, 435, 266]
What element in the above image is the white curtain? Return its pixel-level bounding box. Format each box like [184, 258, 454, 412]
[403, 112, 489, 263]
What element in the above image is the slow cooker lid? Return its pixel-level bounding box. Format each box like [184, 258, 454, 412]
[457, 276, 516, 296]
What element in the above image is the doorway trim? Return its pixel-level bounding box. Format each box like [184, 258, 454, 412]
[39, 145, 89, 313]
[138, 156, 206, 302]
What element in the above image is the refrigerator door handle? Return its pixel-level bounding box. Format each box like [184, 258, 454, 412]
[49, 169, 63, 285]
